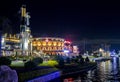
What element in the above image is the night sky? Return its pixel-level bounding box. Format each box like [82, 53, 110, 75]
[0, 1, 120, 40]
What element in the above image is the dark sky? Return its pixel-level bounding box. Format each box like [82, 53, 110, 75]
[0, 0, 120, 40]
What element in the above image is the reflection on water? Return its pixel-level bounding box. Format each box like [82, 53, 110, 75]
[63, 57, 120, 82]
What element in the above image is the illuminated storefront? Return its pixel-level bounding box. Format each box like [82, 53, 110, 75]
[32, 37, 65, 55]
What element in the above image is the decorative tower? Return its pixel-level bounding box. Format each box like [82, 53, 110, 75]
[20, 5, 31, 55]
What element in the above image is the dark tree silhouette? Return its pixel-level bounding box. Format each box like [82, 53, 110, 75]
[0, 16, 12, 34]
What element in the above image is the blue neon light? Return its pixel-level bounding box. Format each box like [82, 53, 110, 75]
[27, 71, 60, 82]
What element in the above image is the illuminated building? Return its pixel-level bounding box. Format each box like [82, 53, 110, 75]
[1, 35, 79, 56]
[32, 37, 65, 55]
[0, 5, 78, 56]
[1, 36, 65, 56]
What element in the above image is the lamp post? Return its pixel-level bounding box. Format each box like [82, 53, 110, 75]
[29, 36, 32, 56]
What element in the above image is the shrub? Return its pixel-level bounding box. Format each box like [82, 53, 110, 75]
[66, 57, 71, 64]
[58, 57, 64, 67]
[0, 56, 12, 66]
[6, 56, 16, 61]
[24, 61, 37, 68]
[47, 60, 58, 66]
[53, 55, 59, 60]
[32, 57, 43, 65]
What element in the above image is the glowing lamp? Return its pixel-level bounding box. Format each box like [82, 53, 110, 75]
[1, 37, 5, 44]
[99, 48, 104, 52]
[48, 42, 52, 46]
[53, 42, 57, 46]
[42, 42, 46, 46]
[33, 44, 35, 46]
[38, 43, 41, 46]
[37, 42, 41, 46]
[58, 42, 61, 46]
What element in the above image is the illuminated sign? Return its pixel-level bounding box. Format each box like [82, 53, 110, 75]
[64, 50, 69, 53]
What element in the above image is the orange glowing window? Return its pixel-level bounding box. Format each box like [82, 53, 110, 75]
[62, 43, 64, 46]
[37, 47, 40, 50]
[32, 41, 36, 46]
[37, 42, 41, 46]
[58, 42, 61, 46]
[32, 44, 35, 46]
[50, 47, 52, 51]
[48, 42, 52, 46]
[42, 41, 46, 46]
[53, 47, 57, 50]
[32, 41, 35, 44]
[53, 42, 57, 46]
[42, 47, 46, 50]
[58, 47, 62, 50]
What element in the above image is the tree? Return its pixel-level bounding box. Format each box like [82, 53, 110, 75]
[0, 17, 12, 34]
[0, 57, 11, 66]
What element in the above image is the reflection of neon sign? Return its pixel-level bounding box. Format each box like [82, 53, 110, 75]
[64, 78, 73, 82]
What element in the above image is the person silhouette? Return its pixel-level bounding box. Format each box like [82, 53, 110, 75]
[85, 56, 90, 62]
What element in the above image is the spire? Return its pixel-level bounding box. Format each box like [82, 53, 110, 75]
[21, 5, 26, 17]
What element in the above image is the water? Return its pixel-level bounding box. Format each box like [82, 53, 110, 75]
[62, 57, 120, 82]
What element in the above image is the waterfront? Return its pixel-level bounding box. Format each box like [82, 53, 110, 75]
[60, 57, 120, 82]
[1, 1, 120, 82]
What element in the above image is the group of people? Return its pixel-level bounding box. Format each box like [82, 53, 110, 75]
[79, 56, 90, 64]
